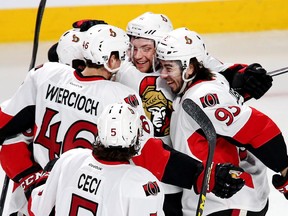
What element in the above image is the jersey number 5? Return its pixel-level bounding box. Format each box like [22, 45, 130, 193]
[69, 193, 98, 215]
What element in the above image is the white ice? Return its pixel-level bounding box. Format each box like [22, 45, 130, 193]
[0, 30, 288, 215]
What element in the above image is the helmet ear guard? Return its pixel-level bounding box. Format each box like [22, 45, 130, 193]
[96, 103, 142, 149]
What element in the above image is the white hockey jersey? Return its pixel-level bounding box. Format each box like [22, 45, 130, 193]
[170, 73, 271, 215]
[1, 62, 203, 214]
[0, 62, 153, 169]
[29, 148, 165, 216]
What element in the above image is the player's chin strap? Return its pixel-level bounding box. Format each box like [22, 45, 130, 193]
[152, 55, 158, 73]
[104, 59, 126, 80]
[177, 67, 196, 95]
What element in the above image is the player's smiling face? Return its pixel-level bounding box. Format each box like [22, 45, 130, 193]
[130, 37, 156, 73]
[159, 60, 184, 94]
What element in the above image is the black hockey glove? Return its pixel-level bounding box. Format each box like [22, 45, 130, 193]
[232, 63, 273, 100]
[19, 167, 43, 200]
[195, 163, 245, 199]
[213, 163, 245, 198]
[272, 171, 288, 199]
[19, 158, 59, 200]
[48, 42, 59, 62]
[72, 19, 108, 32]
[34, 158, 59, 187]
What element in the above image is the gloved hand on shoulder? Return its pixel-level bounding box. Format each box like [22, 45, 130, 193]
[232, 63, 273, 100]
[195, 163, 245, 199]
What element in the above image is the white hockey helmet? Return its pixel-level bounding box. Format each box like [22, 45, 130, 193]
[126, 12, 173, 45]
[82, 24, 130, 73]
[157, 27, 207, 68]
[56, 28, 85, 66]
[97, 103, 142, 148]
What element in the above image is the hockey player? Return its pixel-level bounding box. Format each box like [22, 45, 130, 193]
[115, 11, 272, 216]
[115, 12, 175, 146]
[0, 20, 104, 215]
[118, 11, 273, 147]
[0, 24, 246, 215]
[113, 12, 181, 215]
[116, 11, 272, 216]
[28, 103, 166, 216]
[156, 27, 288, 216]
[27, 103, 245, 216]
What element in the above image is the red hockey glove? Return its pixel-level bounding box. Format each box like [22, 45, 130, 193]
[272, 171, 288, 199]
[72, 19, 108, 32]
[195, 163, 245, 199]
[232, 63, 273, 100]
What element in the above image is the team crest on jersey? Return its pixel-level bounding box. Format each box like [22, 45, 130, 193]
[139, 76, 172, 137]
[124, 94, 139, 107]
[143, 181, 160, 196]
[200, 93, 219, 108]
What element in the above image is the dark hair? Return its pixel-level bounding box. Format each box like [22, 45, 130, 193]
[190, 57, 215, 81]
[85, 51, 120, 69]
[176, 57, 215, 81]
[92, 139, 140, 162]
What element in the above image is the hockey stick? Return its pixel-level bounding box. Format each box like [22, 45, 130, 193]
[268, 66, 288, 77]
[29, 0, 47, 70]
[0, 175, 10, 216]
[182, 98, 217, 216]
[0, 1, 47, 215]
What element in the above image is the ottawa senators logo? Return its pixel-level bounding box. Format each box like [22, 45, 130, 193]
[200, 93, 219, 108]
[143, 181, 160, 196]
[139, 76, 173, 137]
[109, 29, 116, 37]
[185, 36, 192, 44]
[72, 34, 80, 42]
[161, 15, 168, 22]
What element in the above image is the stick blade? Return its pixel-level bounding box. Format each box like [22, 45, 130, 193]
[182, 98, 216, 143]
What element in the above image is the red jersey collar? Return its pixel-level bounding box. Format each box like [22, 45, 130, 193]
[73, 70, 107, 81]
